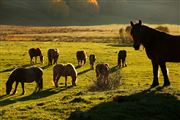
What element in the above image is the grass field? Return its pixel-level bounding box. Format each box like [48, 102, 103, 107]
[0, 24, 180, 119]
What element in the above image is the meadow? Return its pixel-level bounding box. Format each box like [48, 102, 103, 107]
[0, 24, 180, 120]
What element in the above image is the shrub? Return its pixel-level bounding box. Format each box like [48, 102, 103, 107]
[155, 26, 169, 33]
[89, 68, 121, 91]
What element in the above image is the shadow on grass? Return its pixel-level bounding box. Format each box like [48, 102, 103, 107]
[0, 63, 46, 73]
[41, 64, 50, 70]
[0, 86, 73, 107]
[107, 43, 133, 47]
[68, 87, 180, 120]
[109, 66, 120, 73]
[78, 68, 92, 75]
[75, 65, 81, 69]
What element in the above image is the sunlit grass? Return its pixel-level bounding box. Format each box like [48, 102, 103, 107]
[0, 41, 179, 119]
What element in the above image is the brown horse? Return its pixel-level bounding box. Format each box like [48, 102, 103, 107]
[48, 48, 59, 65]
[76, 50, 87, 66]
[6, 67, 43, 95]
[89, 54, 96, 69]
[29, 48, 43, 64]
[95, 63, 110, 85]
[130, 20, 180, 87]
[53, 63, 77, 88]
[118, 50, 127, 68]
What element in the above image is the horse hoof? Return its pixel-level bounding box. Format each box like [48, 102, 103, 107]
[151, 83, 159, 88]
[163, 83, 170, 87]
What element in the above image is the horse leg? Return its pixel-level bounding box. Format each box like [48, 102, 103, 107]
[65, 76, 67, 87]
[160, 62, 170, 87]
[78, 60, 80, 66]
[151, 61, 159, 87]
[21, 82, 25, 95]
[81, 60, 83, 66]
[35, 57, 37, 63]
[123, 58, 127, 67]
[36, 78, 43, 92]
[118, 58, 120, 68]
[92, 63, 94, 70]
[13, 81, 19, 94]
[71, 76, 76, 86]
[84, 59, 86, 65]
[30, 57, 33, 64]
[122, 58, 125, 67]
[54, 75, 60, 88]
[105, 74, 109, 85]
[54, 58, 57, 64]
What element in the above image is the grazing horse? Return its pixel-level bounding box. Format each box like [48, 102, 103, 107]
[76, 50, 87, 66]
[53, 63, 77, 88]
[130, 20, 180, 87]
[29, 48, 43, 64]
[6, 67, 43, 95]
[89, 54, 96, 69]
[48, 48, 59, 65]
[118, 50, 127, 68]
[95, 63, 110, 85]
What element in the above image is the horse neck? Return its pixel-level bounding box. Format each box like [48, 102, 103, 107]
[141, 26, 158, 49]
[7, 74, 15, 85]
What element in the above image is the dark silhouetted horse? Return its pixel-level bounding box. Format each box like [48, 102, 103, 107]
[48, 48, 59, 65]
[6, 67, 43, 95]
[89, 54, 96, 69]
[53, 63, 77, 88]
[130, 20, 180, 87]
[29, 48, 43, 64]
[118, 50, 127, 68]
[76, 51, 87, 66]
[96, 63, 110, 85]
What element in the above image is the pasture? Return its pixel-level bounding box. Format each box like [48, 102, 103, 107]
[0, 24, 180, 119]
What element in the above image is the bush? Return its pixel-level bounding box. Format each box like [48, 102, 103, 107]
[155, 26, 169, 33]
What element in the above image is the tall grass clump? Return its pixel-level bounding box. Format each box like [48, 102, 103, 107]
[88, 68, 121, 91]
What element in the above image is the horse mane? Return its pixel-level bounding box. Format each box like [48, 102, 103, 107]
[7, 68, 22, 84]
[140, 25, 172, 48]
[142, 25, 173, 38]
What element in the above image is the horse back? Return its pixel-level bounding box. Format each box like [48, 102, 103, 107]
[146, 33, 180, 62]
[24, 67, 43, 83]
[76, 51, 86, 60]
[29, 48, 42, 57]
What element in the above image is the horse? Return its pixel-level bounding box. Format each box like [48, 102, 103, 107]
[89, 54, 96, 69]
[29, 48, 43, 64]
[130, 20, 180, 87]
[95, 63, 110, 86]
[6, 67, 43, 95]
[53, 63, 77, 88]
[48, 48, 59, 65]
[118, 50, 127, 68]
[76, 50, 87, 66]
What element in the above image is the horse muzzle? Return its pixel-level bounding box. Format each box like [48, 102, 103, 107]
[133, 44, 140, 50]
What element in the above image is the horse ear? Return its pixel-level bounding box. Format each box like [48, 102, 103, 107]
[130, 21, 134, 27]
[139, 20, 142, 25]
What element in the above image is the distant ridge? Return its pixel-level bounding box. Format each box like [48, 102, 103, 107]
[0, 0, 179, 25]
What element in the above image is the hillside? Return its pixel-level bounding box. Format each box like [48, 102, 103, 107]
[0, 0, 179, 25]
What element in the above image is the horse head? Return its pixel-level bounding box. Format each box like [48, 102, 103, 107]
[6, 80, 12, 95]
[130, 20, 142, 50]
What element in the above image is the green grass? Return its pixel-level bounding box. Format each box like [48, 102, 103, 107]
[0, 41, 179, 120]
